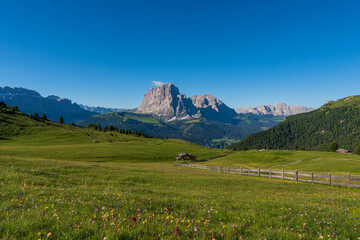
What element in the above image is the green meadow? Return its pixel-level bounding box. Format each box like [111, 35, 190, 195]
[2, 109, 360, 239]
[198, 150, 360, 175]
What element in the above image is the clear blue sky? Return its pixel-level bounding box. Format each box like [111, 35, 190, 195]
[1, 0, 360, 109]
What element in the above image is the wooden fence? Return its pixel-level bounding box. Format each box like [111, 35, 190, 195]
[174, 163, 360, 188]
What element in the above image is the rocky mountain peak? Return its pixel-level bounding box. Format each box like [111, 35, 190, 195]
[136, 83, 186, 118]
[136, 84, 236, 122]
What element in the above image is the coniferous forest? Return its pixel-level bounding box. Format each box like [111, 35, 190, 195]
[228, 96, 360, 152]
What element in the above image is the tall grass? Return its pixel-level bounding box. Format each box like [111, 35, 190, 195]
[1, 156, 360, 239]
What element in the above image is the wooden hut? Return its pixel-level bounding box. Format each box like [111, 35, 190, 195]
[176, 152, 197, 161]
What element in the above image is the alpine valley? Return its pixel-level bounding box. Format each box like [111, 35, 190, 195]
[0, 84, 313, 148]
[77, 83, 312, 148]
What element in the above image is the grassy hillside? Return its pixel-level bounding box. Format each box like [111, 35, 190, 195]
[76, 112, 284, 148]
[199, 150, 360, 174]
[228, 94, 360, 152]
[0, 106, 230, 162]
[3, 104, 360, 238]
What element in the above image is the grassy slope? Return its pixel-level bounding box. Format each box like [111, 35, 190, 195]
[0, 109, 230, 162]
[3, 107, 360, 238]
[2, 156, 360, 239]
[199, 150, 360, 174]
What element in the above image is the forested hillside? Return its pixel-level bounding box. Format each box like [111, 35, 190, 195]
[228, 95, 360, 152]
[76, 112, 284, 148]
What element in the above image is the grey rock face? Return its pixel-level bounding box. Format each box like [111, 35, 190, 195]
[136, 83, 236, 121]
[235, 103, 313, 116]
[136, 83, 193, 118]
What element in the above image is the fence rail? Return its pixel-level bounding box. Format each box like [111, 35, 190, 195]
[173, 163, 360, 188]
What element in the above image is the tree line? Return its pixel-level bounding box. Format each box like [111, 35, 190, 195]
[87, 123, 154, 138]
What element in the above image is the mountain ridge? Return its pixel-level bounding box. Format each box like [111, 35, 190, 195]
[0, 86, 95, 123]
[236, 102, 314, 116]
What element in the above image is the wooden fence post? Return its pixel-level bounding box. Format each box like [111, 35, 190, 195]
[175, 165, 356, 190]
[311, 172, 314, 183]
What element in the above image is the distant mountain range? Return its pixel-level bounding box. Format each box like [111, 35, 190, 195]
[79, 105, 126, 114]
[228, 95, 360, 152]
[0, 84, 313, 148]
[136, 83, 312, 121]
[236, 103, 313, 116]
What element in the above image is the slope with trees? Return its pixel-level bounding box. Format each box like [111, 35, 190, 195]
[228, 95, 360, 152]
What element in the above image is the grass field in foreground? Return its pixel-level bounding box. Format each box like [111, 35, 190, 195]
[198, 150, 360, 175]
[2, 156, 360, 239]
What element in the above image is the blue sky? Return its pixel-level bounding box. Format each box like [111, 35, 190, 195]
[0, 0, 360, 109]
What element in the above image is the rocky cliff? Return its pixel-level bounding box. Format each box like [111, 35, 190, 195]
[136, 83, 237, 122]
[235, 103, 313, 116]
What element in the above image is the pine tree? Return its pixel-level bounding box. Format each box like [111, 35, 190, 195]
[41, 114, 47, 122]
[58, 115, 64, 124]
[33, 113, 40, 120]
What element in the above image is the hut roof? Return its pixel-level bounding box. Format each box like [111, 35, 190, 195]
[336, 149, 352, 153]
[176, 152, 197, 160]
[178, 152, 197, 158]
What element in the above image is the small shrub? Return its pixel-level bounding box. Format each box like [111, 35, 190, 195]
[329, 141, 339, 152]
[355, 145, 360, 155]
[241, 146, 249, 151]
